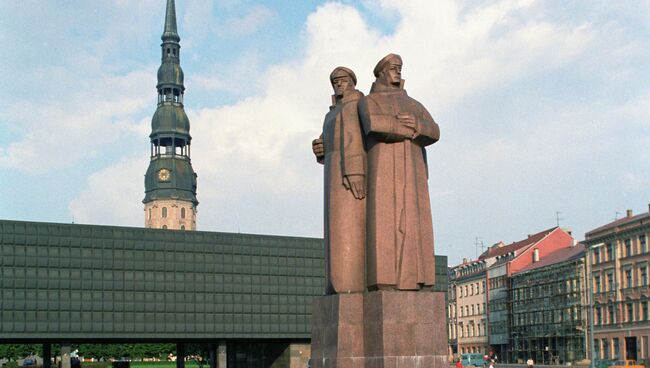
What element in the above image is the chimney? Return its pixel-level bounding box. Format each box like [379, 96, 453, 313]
[533, 249, 540, 263]
[463, 258, 468, 264]
[627, 209, 633, 218]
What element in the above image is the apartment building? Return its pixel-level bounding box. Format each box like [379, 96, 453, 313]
[486, 227, 575, 361]
[510, 244, 588, 364]
[584, 206, 650, 362]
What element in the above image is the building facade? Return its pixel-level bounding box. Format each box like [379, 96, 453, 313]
[143, 0, 198, 230]
[585, 206, 650, 362]
[452, 259, 493, 355]
[510, 245, 588, 364]
[486, 227, 575, 362]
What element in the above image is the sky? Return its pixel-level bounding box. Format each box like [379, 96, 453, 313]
[0, 0, 648, 266]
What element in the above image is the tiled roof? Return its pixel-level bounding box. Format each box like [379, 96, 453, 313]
[586, 211, 650, 238]
[479, 227, 557, 259]
[514, 243, 585, 274]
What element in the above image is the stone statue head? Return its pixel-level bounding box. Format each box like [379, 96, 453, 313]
[373, 53, 403, 88]
[330, 66, 357, 97]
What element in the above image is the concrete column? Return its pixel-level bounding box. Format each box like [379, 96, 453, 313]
[217, 340, 227, 368]
[176, 343, 185, 368]
[207, 343, 216, 368]
[60, 343, 71, 368]
[43, 343, 51, 368]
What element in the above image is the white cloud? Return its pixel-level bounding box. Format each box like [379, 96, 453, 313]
[0, 68, 154, 173]
[65, 1, 649, 263]
[69, 156, 147, 227]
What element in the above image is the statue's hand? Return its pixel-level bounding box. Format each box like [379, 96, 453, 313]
[343, 175, 365, 199]
[312, 138, 324, 161]
[396, 113, 417, 138]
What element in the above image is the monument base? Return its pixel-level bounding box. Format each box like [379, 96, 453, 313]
[311, 291, 447, 368]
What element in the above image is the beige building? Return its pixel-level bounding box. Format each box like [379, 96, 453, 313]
[449, 255, 497, 356]
[585, 206, 650, 362]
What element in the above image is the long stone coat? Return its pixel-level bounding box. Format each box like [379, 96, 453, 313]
[358, 82, 440, 290]
[320, 89, 366, 294]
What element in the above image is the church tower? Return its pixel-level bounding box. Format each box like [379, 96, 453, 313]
[143, 0, 198, 230]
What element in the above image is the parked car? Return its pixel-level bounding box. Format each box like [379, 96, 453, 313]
[608, 360, 644, 368]
[22, 358, 37, 368]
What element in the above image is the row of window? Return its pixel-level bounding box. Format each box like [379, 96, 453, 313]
[595, 300, 649, 325]
[512, 306, 581, 326]
[489, 275, 507, 290]
[149, 206, 192, 220]
[456, 281, 487, 298]
[593, 264, 648, 292]
[452, 321, 487, 338]
[450, 302, 487, 318]
[512, 278, 581, 300]
[459, 346, 487, 355]
[593, 234, 648, 264]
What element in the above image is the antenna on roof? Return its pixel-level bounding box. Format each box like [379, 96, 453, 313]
[555, 211, 564, 227]
[614, 211, 621, 220]
[475, 237, 485, 258]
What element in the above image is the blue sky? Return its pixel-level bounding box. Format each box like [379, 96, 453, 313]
[0, 0, 648, 265]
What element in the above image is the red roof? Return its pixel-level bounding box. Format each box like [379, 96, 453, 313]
[479, 227, 557, 259]
[514, 243, 585, 274]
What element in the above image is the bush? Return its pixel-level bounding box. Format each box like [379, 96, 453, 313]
[2, 362, 19, 368]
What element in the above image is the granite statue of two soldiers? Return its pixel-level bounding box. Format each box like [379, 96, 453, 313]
[313, 53, 440, 293]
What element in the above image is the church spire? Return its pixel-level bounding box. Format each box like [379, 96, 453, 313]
[162, 0, 180, 42]
[143, 0, 198, 231]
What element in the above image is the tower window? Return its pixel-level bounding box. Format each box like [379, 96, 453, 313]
[167, 48, 171, 55]
[173, 49, 176, 56]
[149, 208, 152, 219]
[162, 225, 167, 229]
[162, 207, 167, 218]
[181, 208, 186, 219]
[181, 225, 185, 230]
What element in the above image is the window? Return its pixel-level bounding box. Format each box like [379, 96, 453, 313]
[596, 307, 602, 325]
[181, 207, 186, 219]
[625, 239, 632, 257]
[625, 269, 633, 288]
[162, 207, 167, 218]
[641, 235, 647, 253]
[148, 208, 151, 219]
[643, 301, 649, 320]
[607, 273, 614, 291]
[482, 281, 486, 293]
[642, 267, 648, 287]
[603, 339, 609, 359]
[594, 276, 601, 293]
[594, 248, 601, 264]
[606, 243, 613, 261]
[613, 338, 620, 359]
[180, 225, 185, 230]
[471, 305, 475, 315]
[608, 305, 615, 324]
[627, 303, 634, 322]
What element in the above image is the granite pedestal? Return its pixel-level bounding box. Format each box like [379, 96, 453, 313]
[311, 291, 447, 368]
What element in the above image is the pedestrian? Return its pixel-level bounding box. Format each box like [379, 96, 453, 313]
[489, 359, 495, 368]
[527, 359, 534, 368]
[456, 359, 463, 368]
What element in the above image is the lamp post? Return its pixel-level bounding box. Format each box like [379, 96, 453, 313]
[588, 243, 604, 368]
